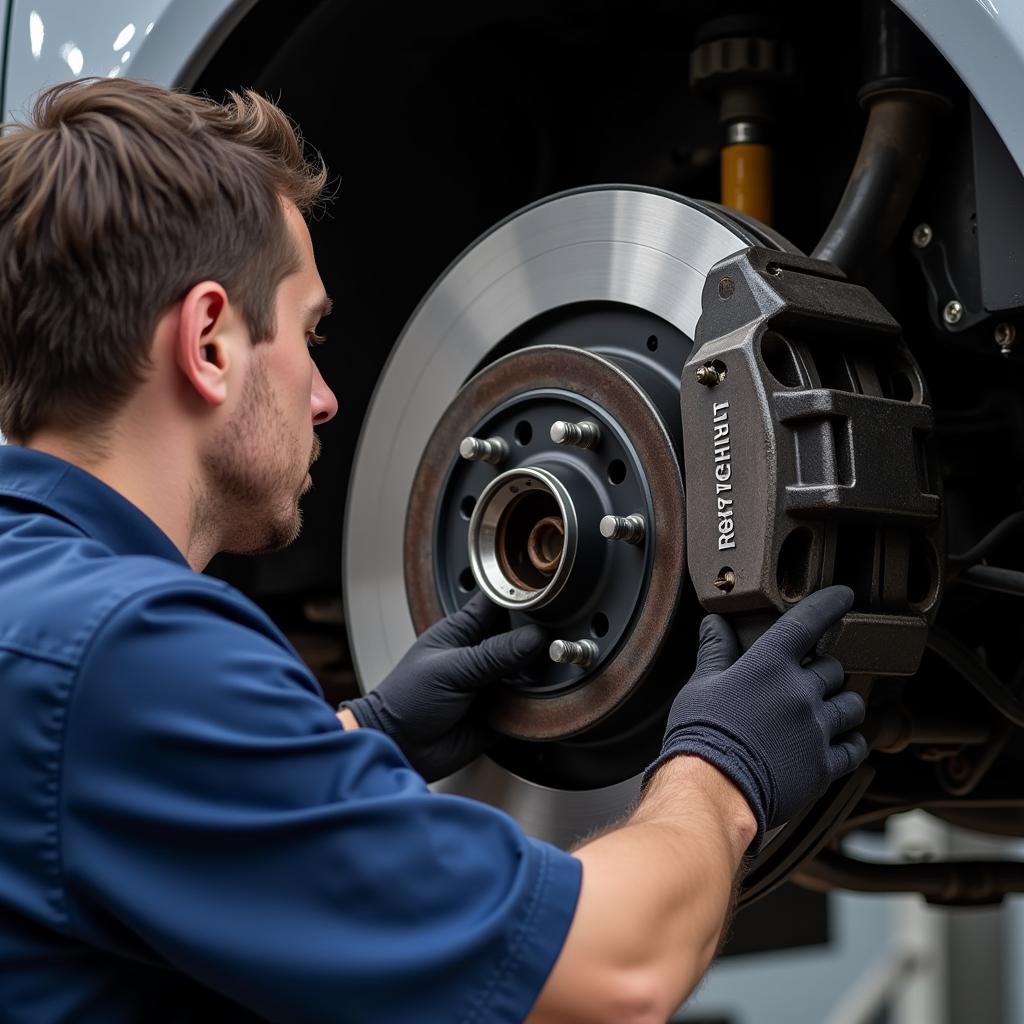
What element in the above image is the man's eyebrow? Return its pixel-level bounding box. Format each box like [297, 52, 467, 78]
[303, 295, 333, 320]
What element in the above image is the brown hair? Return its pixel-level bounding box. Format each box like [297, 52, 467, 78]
[0, 78, 327, 440]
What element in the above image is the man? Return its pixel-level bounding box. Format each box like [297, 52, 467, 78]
[0, 79, 866, 1023]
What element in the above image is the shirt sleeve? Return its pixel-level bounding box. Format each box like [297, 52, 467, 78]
[59, 580, 581, 1024]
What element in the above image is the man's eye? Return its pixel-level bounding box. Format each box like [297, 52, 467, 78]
[306, 331, 326, 349]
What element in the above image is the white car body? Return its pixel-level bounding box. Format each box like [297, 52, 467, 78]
[2, 0, 1023, 182]
[2, 0, 1024, 175]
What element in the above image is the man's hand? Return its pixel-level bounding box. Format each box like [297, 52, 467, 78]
[531, 587, 867, 1024]
[644, 585, 868, 849]
[341, 592, 546, 781]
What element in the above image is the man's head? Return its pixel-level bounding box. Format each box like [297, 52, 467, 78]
[193, 199, 337, 555]
[0, 79, 338, 561]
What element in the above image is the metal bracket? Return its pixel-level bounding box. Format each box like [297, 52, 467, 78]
[681, 246, 942, 674]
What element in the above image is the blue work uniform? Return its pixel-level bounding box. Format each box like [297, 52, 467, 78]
[0, 446, 581, 1023]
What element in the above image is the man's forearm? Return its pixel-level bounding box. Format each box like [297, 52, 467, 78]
[622, 756, 754, 984]
[529, 756, 755, 1024]
[584, 756, 753, 986]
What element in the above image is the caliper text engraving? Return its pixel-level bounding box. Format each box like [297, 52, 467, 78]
[712, 400, 735, 550]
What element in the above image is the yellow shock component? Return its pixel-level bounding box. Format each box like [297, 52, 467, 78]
[721, 143, 773, 226]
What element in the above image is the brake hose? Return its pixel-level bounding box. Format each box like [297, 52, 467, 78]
[811, 1, 948, 280]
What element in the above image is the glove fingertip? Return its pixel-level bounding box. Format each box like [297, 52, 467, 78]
[511, 623, 548, 658]
[850, 690, 867, 720]
[460, 591, 504, 628]
[827, 730, 870, 781]
[848, 730, 870, 765]
[694, 614, 740, 673]
[463, 590, 493, 614]
[699, 614, 728, 640]
[825, 586, 855, 626]
[800, 583, 853, 620]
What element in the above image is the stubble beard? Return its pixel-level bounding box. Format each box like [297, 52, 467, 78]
[196, 357, 320, 556]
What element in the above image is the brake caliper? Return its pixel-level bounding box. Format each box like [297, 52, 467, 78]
[682, 247, 942, 673]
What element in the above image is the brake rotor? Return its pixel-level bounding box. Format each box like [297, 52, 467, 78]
[345, 186, 785, 849]
[404, 344, 684, 740]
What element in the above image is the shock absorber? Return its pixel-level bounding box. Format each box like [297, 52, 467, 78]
[690, 16, 795, 227]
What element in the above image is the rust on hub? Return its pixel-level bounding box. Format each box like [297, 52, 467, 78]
[527, 516, 564, 575]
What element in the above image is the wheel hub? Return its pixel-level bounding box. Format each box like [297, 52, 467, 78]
[405, 342, 686, 739]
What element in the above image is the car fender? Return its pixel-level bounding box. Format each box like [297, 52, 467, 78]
[2, 0, 254, 121]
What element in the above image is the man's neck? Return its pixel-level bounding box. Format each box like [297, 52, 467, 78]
[25, 426, 214, 571]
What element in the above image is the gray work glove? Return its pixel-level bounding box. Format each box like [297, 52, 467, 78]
[343, 592, 547, 782]
[643, 585, 868, 850]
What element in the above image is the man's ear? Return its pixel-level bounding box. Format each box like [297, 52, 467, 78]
[175, 281, 234, 407]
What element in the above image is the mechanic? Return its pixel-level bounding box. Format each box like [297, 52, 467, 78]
[0, 79, 868, 1024]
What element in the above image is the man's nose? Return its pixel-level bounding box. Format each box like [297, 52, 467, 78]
[311, 362, 338, 425]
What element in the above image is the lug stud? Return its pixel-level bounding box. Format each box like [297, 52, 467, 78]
[550, 420, 601, 449]
[599, 513, 646, 544]
[459, 436, 508, 465]
[549, 638, 598, 667]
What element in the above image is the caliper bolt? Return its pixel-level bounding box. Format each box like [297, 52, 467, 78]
[599, 513, 646, 544]
[549, 638, 598, 667]
[942, 300, 964, 326]
[695, 364, 725, 387]
[459, 436, 509, 465]
[550, 420, 601, 449]
[713, 569, 736, 592]
[995, 322, 1016, 356]
[912, 223, 933, 248]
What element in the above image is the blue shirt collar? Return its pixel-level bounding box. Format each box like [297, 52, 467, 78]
[0, 445, 188, 566]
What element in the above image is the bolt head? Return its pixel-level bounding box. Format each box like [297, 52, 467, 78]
[695, 364, 719, 386]
[713, 569, 736, 592]
[912, 223, 933, 248]
[942, 300, 964, 326]
[995, 322, 1016, 351]
[549, 422, 568, 444]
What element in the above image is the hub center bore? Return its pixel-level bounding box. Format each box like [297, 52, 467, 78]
[468, 466, 578, 610]
[495, 490, 564, 591]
